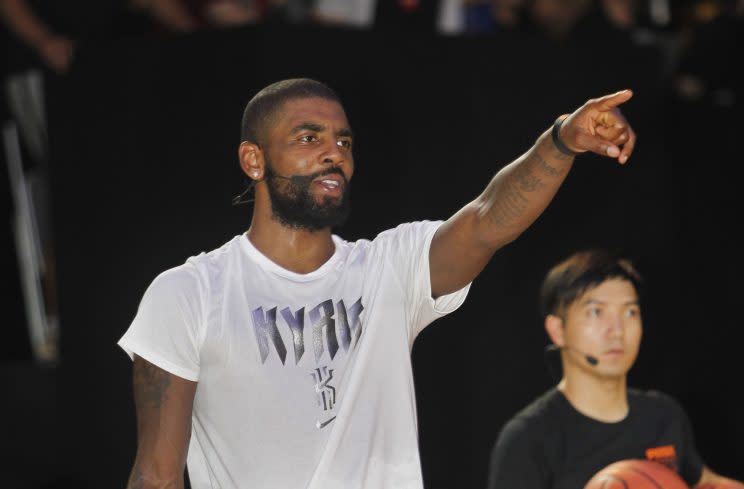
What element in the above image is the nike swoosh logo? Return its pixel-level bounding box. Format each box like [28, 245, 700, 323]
[316, 416, 336, 429]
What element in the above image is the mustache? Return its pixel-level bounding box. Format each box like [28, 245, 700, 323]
[271, 166, 348, 187]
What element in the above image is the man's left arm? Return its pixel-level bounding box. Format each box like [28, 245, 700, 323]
[695, 466, 744, 489]
[430, 90, 636, 298]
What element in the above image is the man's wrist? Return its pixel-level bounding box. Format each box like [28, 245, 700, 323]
[551, 115, 580, 157]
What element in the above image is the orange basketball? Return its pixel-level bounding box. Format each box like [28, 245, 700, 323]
[583, 459, 689, 489]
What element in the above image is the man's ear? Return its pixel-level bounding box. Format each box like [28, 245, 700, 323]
[545, 314, 565, 347]
[239, 141, 263, 181]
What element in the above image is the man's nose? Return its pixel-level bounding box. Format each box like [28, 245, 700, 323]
[322, 140, 345, 165]
[606, 315, 624, 338]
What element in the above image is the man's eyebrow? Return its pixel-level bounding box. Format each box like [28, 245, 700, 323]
[289, 122, 354, 139]
[337, 128, 354, 139]
[290, 122, 324, 134]
[580, 298, 639, 306]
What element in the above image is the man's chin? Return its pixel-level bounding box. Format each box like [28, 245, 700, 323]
[314, 193, 350, 214]
[594, 366, 631, 380]
[313, 192, 345, 207]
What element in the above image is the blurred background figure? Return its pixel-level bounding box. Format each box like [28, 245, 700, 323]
[673, 0, 742, 107]
[0, 0, 76, 75]
[527, 0, 592, 39]
[601, 0, 640, 30]
[0, 0, 196, 366]
[311, 0, 465, 34]
[165, 0, 291, 28]
[459, 0, 678, 41]
[311, 0, 377, 28]
[462, 0, 526, 34]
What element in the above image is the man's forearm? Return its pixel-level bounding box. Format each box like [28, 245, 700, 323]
[473, 129, 574, 248]
[430, 91, 633, 297]
[0, 0, 55, 47]
[429, 128, 575, 297]
[126, 462, 184, 489]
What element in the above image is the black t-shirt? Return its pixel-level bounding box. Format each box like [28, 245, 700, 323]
[487, 387, 704, 489]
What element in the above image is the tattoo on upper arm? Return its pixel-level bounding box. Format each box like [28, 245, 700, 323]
[133, 357, 171, 409]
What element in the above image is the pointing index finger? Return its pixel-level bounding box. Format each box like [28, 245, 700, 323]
[593, 89, 633, 111]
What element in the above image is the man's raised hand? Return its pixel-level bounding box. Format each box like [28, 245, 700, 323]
[559, 89, 637, 164]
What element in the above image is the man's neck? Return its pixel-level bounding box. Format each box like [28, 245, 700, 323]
[557, 369, 629, 423]
[246, 219, 336, 274]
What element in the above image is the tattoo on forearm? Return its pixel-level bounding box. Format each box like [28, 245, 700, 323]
[486, 172, 529, 227]
[516, 160, 545, 192]
[531, 149, 568, 178]
[133, 358, 171, 408]
[485, 148, 569, 227]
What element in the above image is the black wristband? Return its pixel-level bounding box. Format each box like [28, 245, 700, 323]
[551, 116, 580, 156]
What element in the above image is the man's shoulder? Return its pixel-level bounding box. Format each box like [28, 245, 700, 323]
[373, 221, 443, 240]
[628, 387, 689, 419]
[491, 388, 565, 458]
[629, 387, 683, 408]
[360, 221, 444, 250]
[519, 387, 564, 415]
[149, 235, 242, 290]
[181, 234, 248, 269]
[335, 221, 444, 256]
[503, 388, 565, 434]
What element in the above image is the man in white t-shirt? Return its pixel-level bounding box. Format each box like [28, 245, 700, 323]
[119, 78, 637, 489]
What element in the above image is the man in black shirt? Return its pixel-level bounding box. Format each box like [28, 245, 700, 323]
[487, 250, 744, 489]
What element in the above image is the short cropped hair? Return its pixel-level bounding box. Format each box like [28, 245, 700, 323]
[240, 78, 342, 146]
[539, 250, 643, 319]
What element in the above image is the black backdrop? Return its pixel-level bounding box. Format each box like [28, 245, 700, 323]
[7, 22, 740, 489]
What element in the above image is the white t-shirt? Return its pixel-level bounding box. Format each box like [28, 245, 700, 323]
[118, 221, 470, 489]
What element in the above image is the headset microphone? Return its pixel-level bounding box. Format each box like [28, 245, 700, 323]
[231, 174, 311, 206]
[545, 344, 599, 366]
[232, 170, 343, 206]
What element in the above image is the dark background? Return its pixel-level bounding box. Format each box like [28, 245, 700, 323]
[2, 17, 742, 489]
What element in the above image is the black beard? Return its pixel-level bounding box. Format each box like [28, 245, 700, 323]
[265, 162, 351, 232]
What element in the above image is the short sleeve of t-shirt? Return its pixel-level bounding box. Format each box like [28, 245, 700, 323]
[372, 221, 471, 339]
[117, 263, 206, 381]
[487, 416, 550, 489]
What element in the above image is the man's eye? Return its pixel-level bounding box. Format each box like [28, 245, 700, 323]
[300, 135, 317, 143]
[588, 307, 601, 317]
[337, 139, 352, 149]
